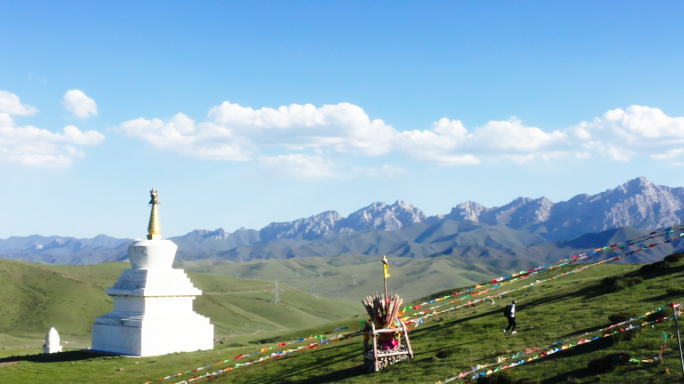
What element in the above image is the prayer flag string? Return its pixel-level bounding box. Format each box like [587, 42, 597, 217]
[404, 231, 684, 326]
[142, 224, 684, 384]
[432, 304, 681, 384]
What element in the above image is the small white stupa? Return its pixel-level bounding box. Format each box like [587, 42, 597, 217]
[91, 188, 214, 356]
[43, 327, 63, 354]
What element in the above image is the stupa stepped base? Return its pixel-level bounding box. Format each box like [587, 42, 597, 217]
[92, 291, 213, 356]
[92, 310, 213, 356]
[105, 268, 201, 297]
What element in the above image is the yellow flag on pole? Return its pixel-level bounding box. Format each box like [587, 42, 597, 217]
[382, 255, 390, 279]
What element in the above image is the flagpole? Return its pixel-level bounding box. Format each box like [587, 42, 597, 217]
[384, 268, 389, 303]
[383, 256, 389, 307]
[672, 303, 684, 379]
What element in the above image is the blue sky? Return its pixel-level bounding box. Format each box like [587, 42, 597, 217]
[1, 1, 683, 239]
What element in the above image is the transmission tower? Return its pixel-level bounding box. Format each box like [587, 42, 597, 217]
[311, 281, 318, 296]
[318, 269, 325, 278]
[336, 284, 341, 298]
[272, 280, 283, 304]
[295, 267, 301, 277]
[351, 274, 358, 285]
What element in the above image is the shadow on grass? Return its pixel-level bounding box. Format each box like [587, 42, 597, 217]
[641, 290, 684, 303]
[541, 356, 660, 384]
[287, 365, 366, 384]
[241, 343, 365, 384]
[0, 350, 106, 363]
[413, 340, 480, 358]
[484, 336, 660, 384]
[627, 264, 684, 281]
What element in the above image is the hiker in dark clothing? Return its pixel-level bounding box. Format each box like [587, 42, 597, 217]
[503, 300, 517, 335]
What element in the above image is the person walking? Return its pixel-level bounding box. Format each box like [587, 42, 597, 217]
[503, 300, 517, 335]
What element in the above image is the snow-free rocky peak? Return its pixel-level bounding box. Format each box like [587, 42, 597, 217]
[258, 200, 427, 241]
[439, 177, 684, 241]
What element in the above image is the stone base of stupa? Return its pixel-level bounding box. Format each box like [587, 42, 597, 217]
[92, 310, 213, 356]
[43, 345, 63, 354]
[91, 265, 214, 357]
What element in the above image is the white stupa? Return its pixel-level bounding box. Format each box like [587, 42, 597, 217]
[91, 188, 214, 356]
[44, 327, 63, 354]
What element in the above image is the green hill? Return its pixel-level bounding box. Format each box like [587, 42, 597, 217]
[3, 255, 684, 383]
[0, 259, 359, 350]
[179, 254, 545, 303]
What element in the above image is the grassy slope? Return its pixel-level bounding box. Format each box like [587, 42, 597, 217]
[181, 254, 543, 303]
[199, 261, 684, 384]
[0, 259, 359, 350]
[3, 258, 684, 383]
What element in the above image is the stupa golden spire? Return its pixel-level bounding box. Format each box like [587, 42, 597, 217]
[147, 188, 161, 240]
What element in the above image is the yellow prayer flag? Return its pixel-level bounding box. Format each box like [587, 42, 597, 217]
[382, 255, 390, 278]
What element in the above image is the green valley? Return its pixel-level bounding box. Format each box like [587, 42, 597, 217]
[2, 252, 684, 383]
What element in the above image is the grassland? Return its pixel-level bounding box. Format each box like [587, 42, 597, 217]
[180, 253, 544, 302]
[0, 259, 359, 351]
[2, 256, 684, 383]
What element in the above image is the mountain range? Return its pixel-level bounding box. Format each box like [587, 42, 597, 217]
[2, 177, 683, 265]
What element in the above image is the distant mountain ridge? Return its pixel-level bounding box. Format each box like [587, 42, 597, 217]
[0, 235, 132, 264]
[259, 200, 427, 242]
[447, 177, 684, 240]
[256, 176, 684, 243]
[2, 177, 683, 265]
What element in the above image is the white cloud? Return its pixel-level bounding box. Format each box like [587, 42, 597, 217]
[0, 117, 105, 167]
[396, 117, 566, 165]
[570, 106, 684, 161]
[116, 101, 684, 177]
[651, 149, 684, 161]
[0, 91, 37, 116]
[471, 118, 568, 152]
[259, 154, 335, 178]
[118, 102, 569, 170]
[117, 113, 251, 161]
[62, 89, 98, 118]
[208, 102, 395, 155]
[395, 119, 474, 165]
[0, 90, 104, 168]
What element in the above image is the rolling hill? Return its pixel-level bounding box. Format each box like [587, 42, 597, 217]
[0, 259, 359, 350]
[2, 253, 684, 383]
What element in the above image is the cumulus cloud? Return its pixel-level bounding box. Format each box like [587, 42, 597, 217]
[570, 106, 684, 162]
[259, 154, 335, 178]
[116, 101, 684, 176]
[208, 102, 396, 155]
[396, 117, 567, 165]
[0, 90, 104, 167]
[117, 113, 251, 161]
[62, 89, 98, 118]
[395, 119, 480, 166]
[0, 116, 105, 167]
[0, 91, 37, 116]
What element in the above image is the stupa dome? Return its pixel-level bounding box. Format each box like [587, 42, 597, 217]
[43, 327, 63, 354]
[45, 327, 60, 347]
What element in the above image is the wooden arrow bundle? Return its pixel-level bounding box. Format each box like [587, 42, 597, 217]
[362, 293, 403, 326]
